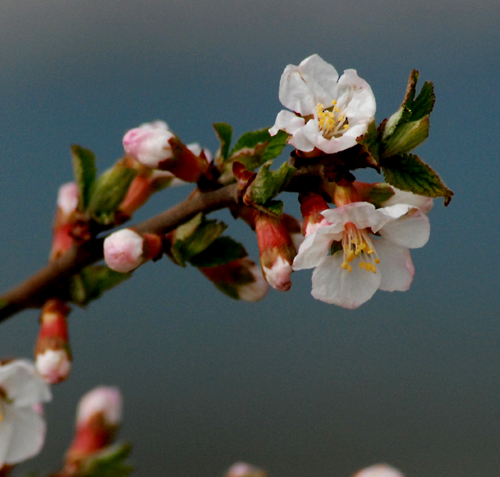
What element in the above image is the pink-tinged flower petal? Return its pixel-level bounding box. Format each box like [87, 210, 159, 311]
[311, 252, 381, 308]
[0, 360, 52, 408]
[382, 188, 434, 214]
[104, 229, 144, 273]
[338, 69, 376, 119]
[321, 202, 381, 233]
[123, 121, 175, 169]
[377, 206, 430, 248]
[269, 110, 306, 137]
[278, 66, 317, 115]
[352, 463, 405, 477]
[263, 256, 293, 291]
[288, 118, 322, 152]
[376, 239, 415, 292]
[293, 229, 333, 270]
[2, 406, 46, 465]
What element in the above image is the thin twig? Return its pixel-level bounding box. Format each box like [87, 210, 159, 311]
[0, 184, 238, 323]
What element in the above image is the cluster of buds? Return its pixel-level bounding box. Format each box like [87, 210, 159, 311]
[35, 298, 72, 384]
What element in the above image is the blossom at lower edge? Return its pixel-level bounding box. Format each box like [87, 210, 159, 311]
[352, 464, 405, 477]
[0, 359, 52, 467]
[293, 201, 430, 309]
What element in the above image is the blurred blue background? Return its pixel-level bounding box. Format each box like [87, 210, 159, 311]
[1, 1, 499, 476]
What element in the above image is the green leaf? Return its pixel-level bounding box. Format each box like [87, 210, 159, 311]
[71, 145, 97, 211]
[213, 122, 233, 161]
[245, 160, 296, 207]
[69, 266, 132, 307]
[381, 154, 453, 204]
[365, 183, 395, 208]
[87, 160, 138, 225]
[189, 236, 248, 268]
[219, 142, 269, 183]
[380, 70, 435, 156]
[170, 214, 228, 266]
[80, 443, 133, 477]
[381, 116, 430, 157]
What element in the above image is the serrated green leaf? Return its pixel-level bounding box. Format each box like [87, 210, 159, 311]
[171, 215, 228, 266]
[213, 122, 233, 161]
[71, 145, 97, 211]
[219, 142, 269, 183]
[229, 128, 271, 157]
[80, 443, 133, 477]
[381, 154, 453, 204]
[366, 183, 395, 208]
[246, 161, 296, 206]
[411, 81, 435, 121]
[189, 236, 248, 268]
[87, 160, 138, 225]
[69, 266, 132, 307]
[262, 130, 289, 162]
[381, 116, 430, 157]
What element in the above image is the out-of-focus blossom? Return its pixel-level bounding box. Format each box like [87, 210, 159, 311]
[293, 201, 430, 308]
[225, 462, 268, 477]
[57, 182, 79, 217]
[65, 386, 122, 469]
[269, 54, 375, 154]
[0, 360, 52, 467]
[352, 464, 405, 477]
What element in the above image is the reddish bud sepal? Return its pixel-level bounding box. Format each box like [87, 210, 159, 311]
[255, 212, 296, 291]
[64, 387, 122, 473]
[199, 258, 268, 301]
[299, 192, 331, 236]
[35, 298, 71, 384]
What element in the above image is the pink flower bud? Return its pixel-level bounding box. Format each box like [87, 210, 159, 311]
[299, 192, 331, 236]
[123, 121, 176, 169]
[65, 387, 122, 471]
[255, 213, 296, 291]
[200, 258, 269, 302]
[103, 228, 145, 273]
[352, 464, 405, 477]
[57, 182, 79, 216]
[123, 121, 208, 182]
[226, 462, 268, 477]
[35, 299, 72, 384]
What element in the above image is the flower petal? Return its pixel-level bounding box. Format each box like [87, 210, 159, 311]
[376, 239, 415, 292]
[379, 208, 430, 248]
[311, 253, 380, 309]
[278, 65, 317, 115]
[3, 406, 46, 465]
[293, 231, 332, 270]
[337, 69, 376, 120]
[269, 110, 305, 137]
[382, 188, 434, 214]
[321, 202, 381, 232]
[296, 54, 339, 106]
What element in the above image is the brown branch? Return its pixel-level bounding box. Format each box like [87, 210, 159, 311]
[0, 184, 239, 323]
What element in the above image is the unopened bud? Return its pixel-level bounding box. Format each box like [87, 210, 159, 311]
[57, 182, 79, 217]
[352, 464, 405, 477]
[226, 462, 268, 477]
[65, 386, 122, 470]
[200, 258, 268, 301]
[35, 299, 71, 384]
[255, 213, 296, 291]
[299, 192, 330, 236]
[123, 121, 208, 182]
[103, 229, 162, 273]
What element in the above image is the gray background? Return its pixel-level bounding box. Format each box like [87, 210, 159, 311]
[0, 1, 499, 476]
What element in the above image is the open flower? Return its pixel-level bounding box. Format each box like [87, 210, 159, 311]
[269, 54, 376, 154]
[0, 359, 52, 467]
[352, 464, 404, 477]
[293, 202, 430, 309]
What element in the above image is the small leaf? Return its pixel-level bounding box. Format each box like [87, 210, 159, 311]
[357, 120, 380, 164]
[245, 161, 296, 207]
[381, 154, 453, 204]
[71, 145, 97, 211]
[366, 183, 395, 208]
[189, 237, 248, 268]
[80, 442, 133, 477]
[170, 214, 228, 266]
[69, 266, 132, 306]
[87, 160, 138, 225]
[381, 116, 430, 157]
[213, 122, 233, 162]
[230, 128, 288, 163]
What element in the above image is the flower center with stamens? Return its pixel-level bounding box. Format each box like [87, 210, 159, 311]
[315, 100, 349, 139]
[340, 222, 380, 274]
